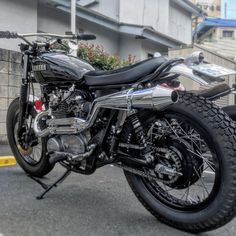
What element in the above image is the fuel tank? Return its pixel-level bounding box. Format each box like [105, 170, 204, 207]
[32, 52, 95, 84]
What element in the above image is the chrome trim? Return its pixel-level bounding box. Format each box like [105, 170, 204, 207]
[33, 85, 178, 137]
[33, 111, 51, 137]
[169, 63, 208, 85]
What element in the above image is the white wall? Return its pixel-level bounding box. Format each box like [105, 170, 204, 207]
[77, 20, 119, 55]
[119, 0, 192, 44]
[38, 4, 169, 61]
[88, 0, 120, 20]
[119, 35, 143, 61]
[38, 5, 70, 34]
[141, 40, 168, 59]
[168, 2, 192, 44]
[119, 0, 169, 36]
[0, 0, 38, 51]
[38, 5, 119, 55]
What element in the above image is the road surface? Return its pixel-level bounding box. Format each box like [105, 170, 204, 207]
[0, 145, 235, 236]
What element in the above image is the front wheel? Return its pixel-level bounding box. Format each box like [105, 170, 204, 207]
[6, 98, 53, 177]
[123, 92, 236, 233]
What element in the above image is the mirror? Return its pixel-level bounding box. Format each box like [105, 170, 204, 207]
[184, 51, 204, 66]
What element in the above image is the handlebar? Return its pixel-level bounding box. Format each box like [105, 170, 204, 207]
[17, 32, 96, 41]
[77, 34, 96, 40]
[0, 31, 18, 39]
[0, 31, 96, 46]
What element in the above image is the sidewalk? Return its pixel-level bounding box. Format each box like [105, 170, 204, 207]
[0, 144, 12, 156]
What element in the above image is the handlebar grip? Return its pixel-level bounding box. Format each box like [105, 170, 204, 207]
[0, 31, 18, 39]
[77, 34, 96, 40]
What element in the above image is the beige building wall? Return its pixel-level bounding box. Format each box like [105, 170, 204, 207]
[201, 27, 236, 42]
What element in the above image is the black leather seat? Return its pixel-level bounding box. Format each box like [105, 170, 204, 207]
[84, 57, 167, 86]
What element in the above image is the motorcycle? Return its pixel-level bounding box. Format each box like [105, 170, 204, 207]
[2, 31, 236, 233]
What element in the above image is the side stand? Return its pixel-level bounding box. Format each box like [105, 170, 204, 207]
[27, 169, 72, 200]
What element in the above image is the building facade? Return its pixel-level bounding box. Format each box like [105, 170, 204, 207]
[0, 0, 202, 142]
[191, 0, 236, 19]
[192, 0, 221, 17]
[194, 18, 236, 56]
[0, 0, 201, 60]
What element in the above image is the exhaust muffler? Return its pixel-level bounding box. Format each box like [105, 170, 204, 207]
[94, 85, 178, 110]
[34, 85, 178, 137]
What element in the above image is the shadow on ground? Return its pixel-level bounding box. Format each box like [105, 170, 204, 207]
[0, 145, 235, 236]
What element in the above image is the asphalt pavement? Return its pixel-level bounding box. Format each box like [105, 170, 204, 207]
[0, 145, 236, 236]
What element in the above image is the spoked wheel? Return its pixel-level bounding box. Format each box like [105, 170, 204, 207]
[123, 92, 236, 233]
[7, 98, 53, 177]
[14, 114, 43, 165]
[143, 114, 218, 211]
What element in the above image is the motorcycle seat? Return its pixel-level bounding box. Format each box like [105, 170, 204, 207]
[84, 57, 167, 86]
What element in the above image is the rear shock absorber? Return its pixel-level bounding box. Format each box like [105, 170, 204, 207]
[128, 113, 154, 164]
[128, 114, 147, 149]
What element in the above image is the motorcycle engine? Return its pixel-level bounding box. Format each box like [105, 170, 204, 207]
[48, 87, 91, 119]
[47, 134, 88, 156]
[45, 87, 92, 157]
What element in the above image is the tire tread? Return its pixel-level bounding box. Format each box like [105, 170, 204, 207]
[125, 92, 236, 233]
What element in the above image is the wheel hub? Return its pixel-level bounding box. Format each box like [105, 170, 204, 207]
[17, 144, 33, 156]
[155, 139, 203, 189]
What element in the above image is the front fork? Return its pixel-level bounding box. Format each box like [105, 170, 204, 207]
[17, 53, 30, 145]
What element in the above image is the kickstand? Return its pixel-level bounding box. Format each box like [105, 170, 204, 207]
[27, 169, 72, 200]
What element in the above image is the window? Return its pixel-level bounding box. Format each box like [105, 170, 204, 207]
[223, 30, 234, 38]
[210, 5, 215, 11]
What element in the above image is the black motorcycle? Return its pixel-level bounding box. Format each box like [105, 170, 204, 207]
[2, 31, 236, 233]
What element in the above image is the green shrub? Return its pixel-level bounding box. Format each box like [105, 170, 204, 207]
[77, 42, 136, 70]
[51, 41, 136, 70]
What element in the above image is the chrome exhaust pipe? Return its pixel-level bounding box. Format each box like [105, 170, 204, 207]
[97, 85, 179, 110]
[34, 85, 178, 137]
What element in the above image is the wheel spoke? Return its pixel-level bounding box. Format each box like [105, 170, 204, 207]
[187, 149, 215, 172]
[143, 115, 217, 209]
[14, 115, 42, 164]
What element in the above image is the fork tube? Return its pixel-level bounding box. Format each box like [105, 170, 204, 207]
[17, 53, 29, 140]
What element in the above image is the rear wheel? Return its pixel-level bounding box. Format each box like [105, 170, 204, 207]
[7, 98, 53, 177]
[222, 105, 236, 121]
[123, 92, 236, 233]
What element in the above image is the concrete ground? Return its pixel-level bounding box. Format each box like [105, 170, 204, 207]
[0, 145, 236, 236]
